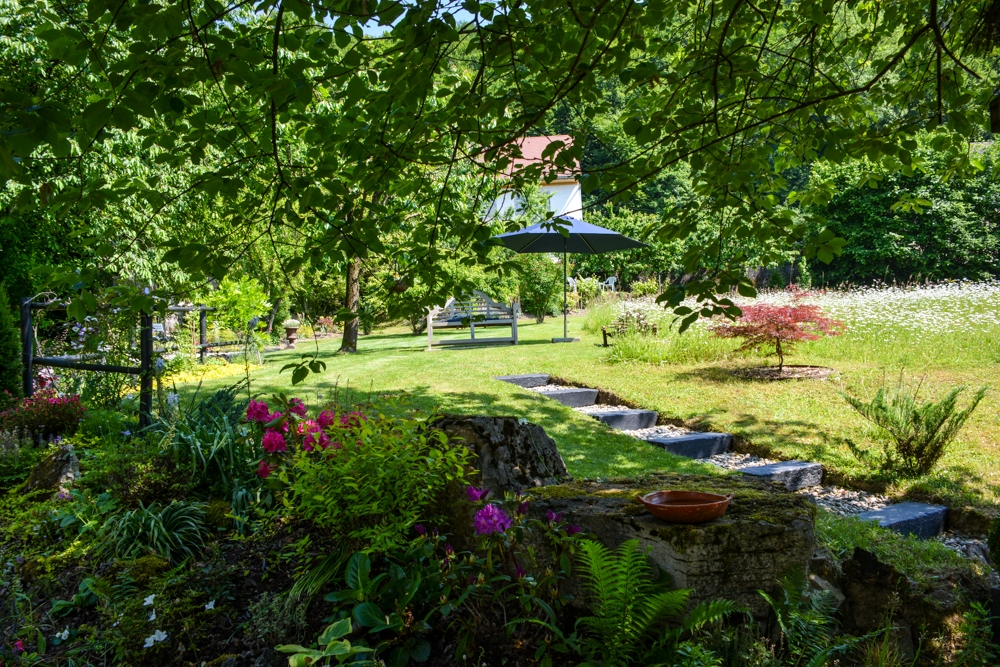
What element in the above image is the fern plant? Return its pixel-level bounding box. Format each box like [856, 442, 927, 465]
[760, 574, 869, 667]
[576, 539, 735, 667]
[842, 375, 986, 476]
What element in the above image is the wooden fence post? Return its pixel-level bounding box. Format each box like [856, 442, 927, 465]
[139, 311, 153, 429]
[20, 297, 33, 397]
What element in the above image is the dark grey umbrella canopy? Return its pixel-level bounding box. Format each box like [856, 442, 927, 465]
[494, 216, 645, 253]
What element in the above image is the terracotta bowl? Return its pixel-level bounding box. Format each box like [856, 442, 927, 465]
[638, 490, 734, 524]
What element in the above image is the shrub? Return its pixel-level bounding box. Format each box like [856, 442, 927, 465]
[204, 276, 271, 336]
[0, 282, 21, 398]
[249, 395, 469, 551]
[577, 277, 602, 306]
[711, 288, 845, 371]
[517, 254, 563, 323]
[630, 278, 659, 297]
[842, 376, 986, 477]
[0, 390, 86, 443]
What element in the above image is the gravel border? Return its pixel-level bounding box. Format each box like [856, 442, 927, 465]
[702, 452, 778, 471]
[574, 404, 633, 414]
[796, 486, 891, 515]
[621, 424, 692, 439]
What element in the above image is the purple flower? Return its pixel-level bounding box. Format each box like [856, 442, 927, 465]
[443, 543, 454, 556]
[466, 486, 488, 502]
[414, 524, 426, 536]
[546, 510, 563, 524]
[474, 504, 512, 536]
[261, 430, 287, 453]
[515, 565, 526, 579]
[317, 410, 336, 429]
[566, 524, 581, 536]
[517, 501, 530, 515]
[246, 399, 270, 422]
[288, 398, 308, 417]
[469, 574, 476, 585]
[302, 431, 330, 451]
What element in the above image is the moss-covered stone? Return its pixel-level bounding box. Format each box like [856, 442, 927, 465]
[128, 555, 170, 584]
[23, 445, 79, 496]
[205, 499, 233, 529]
[529, 473, 816, 619]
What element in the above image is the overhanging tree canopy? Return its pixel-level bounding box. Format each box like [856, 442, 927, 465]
[2, 0, 997, 327]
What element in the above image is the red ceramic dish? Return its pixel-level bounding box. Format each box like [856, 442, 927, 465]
[638, 490, 734, 523]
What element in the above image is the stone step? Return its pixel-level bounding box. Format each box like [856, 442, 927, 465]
[738, 460, 823, 491]
[857, 502, 948, 540]
[646, 432, 732, 459]
[495, 373, 551, 388]
[536, 387, 598, 407]
[591, 409, 658, 431]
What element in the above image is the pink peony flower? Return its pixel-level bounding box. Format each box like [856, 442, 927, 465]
[317, 410, 336, 429]
[246, 399, 270, 422]
[261, 430, 287, 453]
[466, 486, 488, 502]
[288, 398, 308, 417]
[473, 504, 512, 536]
[257, 460, 277, 478]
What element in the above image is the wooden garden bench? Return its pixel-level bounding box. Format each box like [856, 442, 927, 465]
[427, 291, 519, 348]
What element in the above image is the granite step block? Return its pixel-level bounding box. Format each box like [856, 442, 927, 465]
[738, 460, 823, 491]
[857, 502, 948, 540]
[592, 409, 658, 431]
[495, 373, 551, 388]
[646, 432, 732, 459]
[536, 388, 598, 407]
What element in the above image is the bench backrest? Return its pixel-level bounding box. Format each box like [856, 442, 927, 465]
[430, 290, 512, 321]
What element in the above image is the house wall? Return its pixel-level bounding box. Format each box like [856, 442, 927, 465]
[486, 181, 583, 221]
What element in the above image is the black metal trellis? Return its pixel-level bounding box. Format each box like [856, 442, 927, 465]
[19, 301, 231, 430]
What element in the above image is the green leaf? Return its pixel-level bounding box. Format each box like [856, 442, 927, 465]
[345, 552, 370, 591]
[318, 618, 353, 644]
[353, 601, 386, 627]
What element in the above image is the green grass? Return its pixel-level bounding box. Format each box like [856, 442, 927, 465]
[816, 512, 978, 585]
[178, 285, 1000, 508]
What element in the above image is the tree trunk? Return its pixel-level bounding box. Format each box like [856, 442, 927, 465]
[775, 338, 784, 372]
[265, 297, 281, 334]
[340, 258, 360, 353]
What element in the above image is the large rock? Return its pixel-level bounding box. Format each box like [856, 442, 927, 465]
[529, 473, 816, 619]
[23, 445, 79, 496]
[431, 415, 571, 492]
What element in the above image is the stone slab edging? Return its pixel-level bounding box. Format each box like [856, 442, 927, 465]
[856, 502, 948, 540]
[738, 460, 824, 491]
[534, 387, 599, 407]
[647, 433, 733, 459]
[494, 373, 551, 388]
[591, 409, 658, 430]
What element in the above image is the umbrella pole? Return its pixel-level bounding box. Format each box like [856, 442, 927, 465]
[553, 243, 578, 343]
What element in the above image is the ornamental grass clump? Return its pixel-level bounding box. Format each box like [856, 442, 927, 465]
[842, 375, 986, 477]
[711, 287, 845, 371]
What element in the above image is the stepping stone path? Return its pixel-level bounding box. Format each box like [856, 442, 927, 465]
[495, 374, 957, 544]
[738, 460, 824, 492]
[856, 502, 949, 540]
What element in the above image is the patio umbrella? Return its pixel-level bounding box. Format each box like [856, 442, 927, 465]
[494, 216, 646, 342]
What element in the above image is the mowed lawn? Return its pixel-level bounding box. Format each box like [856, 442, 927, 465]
[181, 287, 1000, 509]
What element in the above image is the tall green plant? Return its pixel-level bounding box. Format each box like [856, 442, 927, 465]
[517, 255, 563, 323]
[575, 539, 735, 667]
[0, 282, 23, 397]
[842, 376, 986, 476]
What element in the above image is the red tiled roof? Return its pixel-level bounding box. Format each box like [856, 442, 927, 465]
[507, 135, 579, 179]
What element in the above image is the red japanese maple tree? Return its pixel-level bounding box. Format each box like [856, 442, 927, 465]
[711, 289, 845, 372]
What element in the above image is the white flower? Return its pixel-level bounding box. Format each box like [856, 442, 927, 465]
[148, 609, 156, 621]
[143, 594, 155, 606]
[57, 628, 69, 641]
[204, 600, 215, 610]
[143, 630, 168, 648]
[166, 393, 180, 407]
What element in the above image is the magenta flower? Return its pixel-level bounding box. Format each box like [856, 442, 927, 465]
[515, 565, 526, 579]
[265, 412, 290, 432]
[14, 639, 24, 653]
[298, 419, 320, 435]
[256, 460, 277, 478]
[317, 410, 336, 429]
[246, 399, 270, 422]
[546, 510, 563, 524]
[566, 524, 581, 536]
[466, 486, 488, 502]
[443, 543, 454, 556]
[261, 430, 287, 453]
[414, 524, 426, 536]
[288, 398, 308, 417]
[302, 430, 331, 452]
[474, 504, 512, 536]
[517, 501, 530, 515]
[339, 411, 367, 428]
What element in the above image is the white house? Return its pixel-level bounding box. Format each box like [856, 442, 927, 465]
[485, 135, 583, 221]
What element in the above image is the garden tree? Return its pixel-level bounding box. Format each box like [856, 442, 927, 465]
[805, 138, 1000, 285]
[0, 283, 22, 397]
[340, 257, 361, 353]
[710, 294, 845, 372]
[2, 0, 998, 336]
